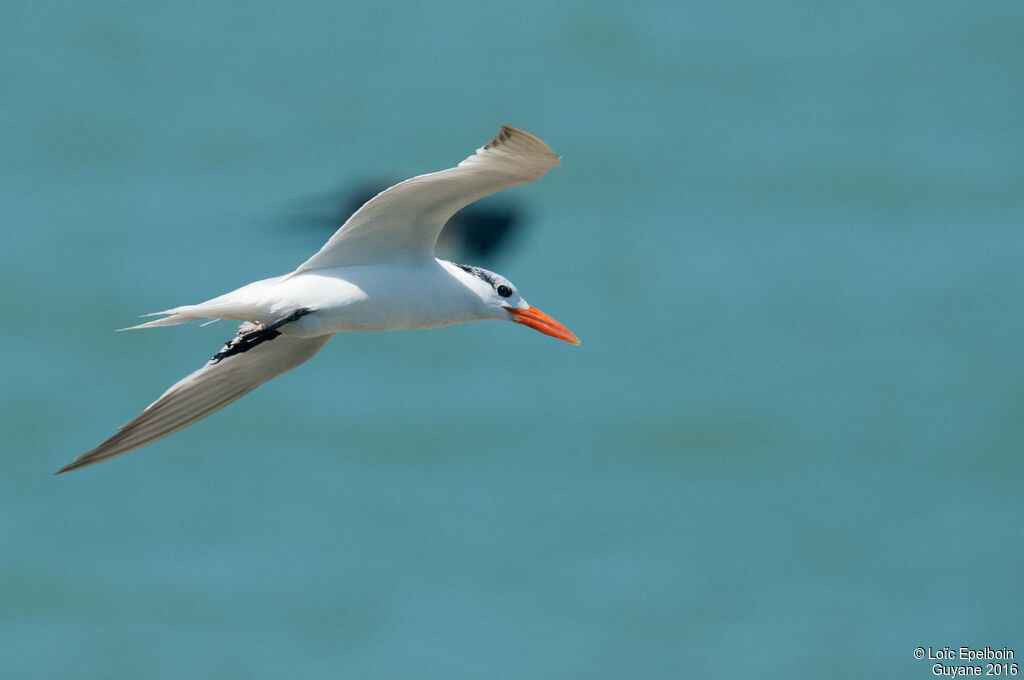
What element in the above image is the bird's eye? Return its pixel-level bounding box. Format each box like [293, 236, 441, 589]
[497, 284, 513, 298]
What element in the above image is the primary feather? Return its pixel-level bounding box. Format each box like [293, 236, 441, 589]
[58, 329, 331, 473]
[295, 126, 560, 270]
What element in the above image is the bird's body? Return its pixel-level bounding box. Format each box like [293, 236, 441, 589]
[136, 259, 504, 336]
[59, 125, 577, 474]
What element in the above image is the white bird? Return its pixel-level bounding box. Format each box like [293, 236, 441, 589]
[58, 125, 578, 474]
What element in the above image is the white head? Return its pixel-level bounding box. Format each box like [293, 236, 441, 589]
[448, 262, 579, 344]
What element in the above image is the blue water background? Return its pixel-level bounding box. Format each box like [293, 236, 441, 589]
[2, 1, 1022, 677]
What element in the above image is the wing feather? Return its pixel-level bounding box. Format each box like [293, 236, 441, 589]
[295, 125, 560, 271]
[57, 332, 332, 473]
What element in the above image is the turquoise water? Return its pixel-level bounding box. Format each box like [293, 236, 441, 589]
[3, 1, 1023, 677]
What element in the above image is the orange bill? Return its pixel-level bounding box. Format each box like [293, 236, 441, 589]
[507, 305, 580, 345]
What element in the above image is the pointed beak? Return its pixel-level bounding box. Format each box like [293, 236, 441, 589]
[506, 305, 580, 345]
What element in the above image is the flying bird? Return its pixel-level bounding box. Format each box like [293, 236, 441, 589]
[58, 126, 577, 474]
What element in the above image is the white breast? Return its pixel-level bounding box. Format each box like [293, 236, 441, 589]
[274, 260, 487, 336]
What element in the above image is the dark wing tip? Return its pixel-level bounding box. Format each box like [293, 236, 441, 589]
[54, 459, 86, 475]
[476, 126, 561, 170]
[55, 447, 110, 473]
[483, 125, 516, 150]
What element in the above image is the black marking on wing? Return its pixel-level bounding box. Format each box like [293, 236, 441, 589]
[211, 308, 313, 364]
[482, 125, 514, 151]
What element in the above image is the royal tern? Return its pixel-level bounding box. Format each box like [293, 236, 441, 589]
[58, 125, 577, 474]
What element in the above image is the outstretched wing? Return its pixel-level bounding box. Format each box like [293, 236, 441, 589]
[295, 125, 560, 271]
[57, 331, 332, 473]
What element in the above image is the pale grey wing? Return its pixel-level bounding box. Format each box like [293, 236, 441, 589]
[295, 125, 561, 271]
[57, 332, 332, 473]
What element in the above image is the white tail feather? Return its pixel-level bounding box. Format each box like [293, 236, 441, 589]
[119, 307, 208, 331]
